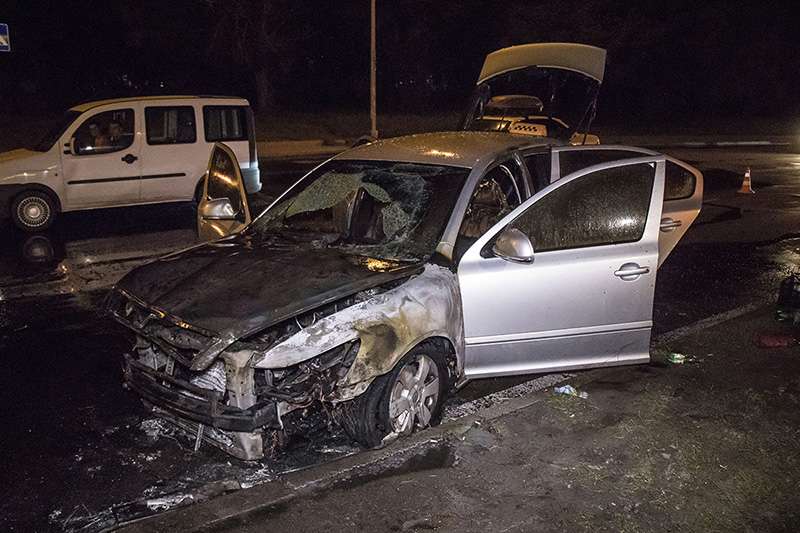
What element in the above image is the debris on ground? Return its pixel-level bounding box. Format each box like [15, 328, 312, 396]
[668, 352, 688, 364]
[553, 385, 588, 399]
[401, 517, 435, 530]
[753, 332, 797, 348]
[444, 373, 570, 419]
[57, 480, 241, 532]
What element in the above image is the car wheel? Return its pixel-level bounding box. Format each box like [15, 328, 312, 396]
[11, 191, 57, 231]
[336, 346, 449, 448]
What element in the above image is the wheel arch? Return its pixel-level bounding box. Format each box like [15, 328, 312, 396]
[1, 183, 62, 219]
[336, 331, 462, 403]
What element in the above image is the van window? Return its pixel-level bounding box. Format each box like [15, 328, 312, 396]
[145, 106, 196, 144]
[72, 109, 134, 156]
[204, 106, 248, 142]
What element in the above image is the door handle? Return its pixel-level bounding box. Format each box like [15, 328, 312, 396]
[121, 153, 138, 164]
[614, 263, 650, 280]
[660, 217, 682, 232]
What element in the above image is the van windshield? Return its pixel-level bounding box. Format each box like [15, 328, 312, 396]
[30, 111, 81, 152]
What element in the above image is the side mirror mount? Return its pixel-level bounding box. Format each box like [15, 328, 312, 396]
[492, 228, 534, 263]
[64, 138, 76, 155]
[199, 197, 238, 220]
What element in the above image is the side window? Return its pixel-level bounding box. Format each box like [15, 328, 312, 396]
[459, 160, 525, 240]
[207, 147, 245, 221]
[558, 149, 641, 178]
[72, 109, 134, 155]
[510, 163, 655, 252]
[204, 106, 247, 142]
[145, 106, 196, 145]
[665, 161, 696, 200]
[523, 152, 551, 192]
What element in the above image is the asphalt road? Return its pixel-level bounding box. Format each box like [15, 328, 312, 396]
[1, 147, 798, 532]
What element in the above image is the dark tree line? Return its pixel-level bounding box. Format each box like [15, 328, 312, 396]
[1, 0, 799, 123]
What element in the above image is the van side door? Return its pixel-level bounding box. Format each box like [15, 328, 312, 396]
[60, 105, 141, 209]
[139, 104, 205, 203]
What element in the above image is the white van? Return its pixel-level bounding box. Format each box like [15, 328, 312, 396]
[0, 95, 261, 230]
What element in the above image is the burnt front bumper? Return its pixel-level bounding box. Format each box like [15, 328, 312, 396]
[123, 354, 279, 433]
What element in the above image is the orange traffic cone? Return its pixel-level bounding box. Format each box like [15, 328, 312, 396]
[738, 167, 755, 194]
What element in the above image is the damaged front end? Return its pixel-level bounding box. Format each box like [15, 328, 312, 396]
[107, 265, 461, 461]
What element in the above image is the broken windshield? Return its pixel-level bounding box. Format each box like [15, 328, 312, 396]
[250, 160, 469, 261]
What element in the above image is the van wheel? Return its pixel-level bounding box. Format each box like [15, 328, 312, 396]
[11, 191, 57, 231]
[335, 346, 449, 448]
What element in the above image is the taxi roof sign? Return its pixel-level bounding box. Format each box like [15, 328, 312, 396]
[0, 24, 10, 52]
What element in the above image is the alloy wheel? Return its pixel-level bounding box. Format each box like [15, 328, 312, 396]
[388, 353, 440, 435]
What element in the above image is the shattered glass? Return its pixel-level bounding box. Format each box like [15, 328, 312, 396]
[252, 160, 469, 261]
[511, 163, 655, 252]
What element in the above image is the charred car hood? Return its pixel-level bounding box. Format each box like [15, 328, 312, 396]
[113, 237, 423, 340]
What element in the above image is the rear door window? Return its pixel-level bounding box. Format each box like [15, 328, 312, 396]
[145, 106, 196, 144]
[204, 106, 248, 142]
[522, 151, 551, 192]
[665, 160, 696, 200]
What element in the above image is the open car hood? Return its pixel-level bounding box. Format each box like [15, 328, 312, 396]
[463, 43, 607, 140]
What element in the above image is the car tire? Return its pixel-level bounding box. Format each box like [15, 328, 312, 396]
[336, 345, 449, 448]
[11, 190, 57, 231]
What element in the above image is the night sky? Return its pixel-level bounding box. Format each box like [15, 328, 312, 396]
[1, 1, 799, 127]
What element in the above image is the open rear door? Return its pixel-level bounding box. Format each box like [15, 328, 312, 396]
[549, 145, 704, 265]
[197, 143, 251, 241]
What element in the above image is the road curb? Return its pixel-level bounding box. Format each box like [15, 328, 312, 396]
[257, 139, 348, 160]
[117, 380, 563, 531]
[118, 436, 455, 532]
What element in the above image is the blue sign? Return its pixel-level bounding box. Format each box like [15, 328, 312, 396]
[0, 24, 9, 52]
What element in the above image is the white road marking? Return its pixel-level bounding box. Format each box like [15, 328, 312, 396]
[653, 302, 764, 345]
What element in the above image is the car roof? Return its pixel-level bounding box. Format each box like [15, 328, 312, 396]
[69, 95, 249, 112]
[336, 131, 555, 168]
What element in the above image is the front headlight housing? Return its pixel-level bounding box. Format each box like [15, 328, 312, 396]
[253, 341, 360, 405]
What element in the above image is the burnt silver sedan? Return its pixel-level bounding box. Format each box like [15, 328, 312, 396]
[107, 132, 702, 460]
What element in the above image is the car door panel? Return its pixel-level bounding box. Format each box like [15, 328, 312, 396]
[551, 145, 703, 265]
[657, 160, 703, 264]
[459, 157, 665, 379]
[197, 143, 251, 241]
